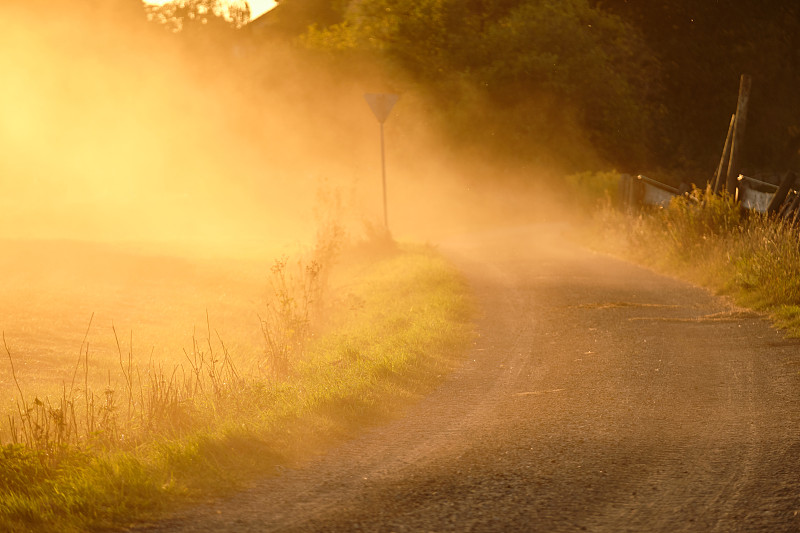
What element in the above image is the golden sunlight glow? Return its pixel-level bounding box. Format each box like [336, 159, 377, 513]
[143, 0, 277, 20]
[247, 0, 278, 18]
[0, 0, 553, 449]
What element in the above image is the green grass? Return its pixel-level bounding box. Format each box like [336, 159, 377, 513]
[0, 244, 474, 532]
[578, 176, 800, 336]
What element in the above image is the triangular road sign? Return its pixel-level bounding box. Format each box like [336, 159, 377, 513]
[364, 93, 399, 124]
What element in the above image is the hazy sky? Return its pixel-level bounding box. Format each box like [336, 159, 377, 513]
[248, 0, 277, 19]
[143, 0, 277, 20]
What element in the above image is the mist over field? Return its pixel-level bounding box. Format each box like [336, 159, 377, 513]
[0, 6, 325, 251]
[4, 2, 800, 531]
[0, 0, 797, 375]
[2, 0, 799, 246]
[0, 1, 563, 420]
[0, 2, 563, 260]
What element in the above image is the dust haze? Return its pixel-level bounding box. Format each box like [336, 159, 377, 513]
[0, 4, 569, 249]
[0, 3, 569, 397]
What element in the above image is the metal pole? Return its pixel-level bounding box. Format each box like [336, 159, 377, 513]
[380, 122, 388, 229]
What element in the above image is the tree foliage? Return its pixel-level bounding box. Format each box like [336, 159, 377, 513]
[596, 1, 800, 172]
[272, 0, 800, 172]
[146, 0, 251, 33]
[301, 0, 658, 166]
[266, 0, 349, 36]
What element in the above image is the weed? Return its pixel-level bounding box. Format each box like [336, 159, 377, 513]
[0, 179, 464, 531]
[258, 185, 348, 379]
[0, 242, 472, 532]
[259, 257, 323, 380]
[659, 185, 741, 259]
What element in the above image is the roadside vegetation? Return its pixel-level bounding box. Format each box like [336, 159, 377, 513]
[0, 238, 473, 532]
[3, 0, 798, 526]
[572, 171, 800, 336]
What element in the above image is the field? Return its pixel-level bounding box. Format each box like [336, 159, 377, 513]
[0, 237, 473, 531]
[0, 240, 270, 421]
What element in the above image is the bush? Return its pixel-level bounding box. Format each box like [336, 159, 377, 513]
[586, 180, 800, 335]
[659, 186, 741, 258]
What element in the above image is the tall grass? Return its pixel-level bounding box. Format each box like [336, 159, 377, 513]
[2, 315, 248, 454]
[0, 237, 472, 532]
[259, 257, 322, 380]
[581, 176, 800, 334]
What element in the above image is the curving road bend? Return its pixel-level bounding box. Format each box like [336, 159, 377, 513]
[133, 224, 800, 532]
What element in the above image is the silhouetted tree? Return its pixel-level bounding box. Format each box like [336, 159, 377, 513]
[265, 0, 347, 36]
[302, 0, 659, 166]
[146, 0, 251, 33]
[595, 0, 800, 172]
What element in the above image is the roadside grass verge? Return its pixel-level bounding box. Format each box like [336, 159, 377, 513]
[573, 174, 800, 335]
[0, 244, 473, 532]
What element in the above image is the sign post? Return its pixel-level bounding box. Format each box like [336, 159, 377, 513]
[364, 93, 399, 229]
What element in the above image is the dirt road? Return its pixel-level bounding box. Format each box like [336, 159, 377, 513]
[134, 224, 800, 532]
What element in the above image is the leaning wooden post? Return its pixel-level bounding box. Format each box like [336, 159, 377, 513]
[725, 75, 752, 197]
[713, 114, 735, 194]
[768, 171, 797, 216]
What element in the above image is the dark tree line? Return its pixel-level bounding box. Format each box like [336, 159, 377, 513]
[595, 1, 800, 174]
[9, 0, 795, 173]
[291, 0, 661, 168]
[262, 0, 800, 173]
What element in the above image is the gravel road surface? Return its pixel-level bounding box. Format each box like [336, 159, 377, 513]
[131, 224, 800, 532]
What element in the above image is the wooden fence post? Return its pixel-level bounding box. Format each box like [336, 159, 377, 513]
[725, 74, 752, 196]
[713, 114, 735, 194]
[780, 191, 800, 222]
[766, 171, 796, 215]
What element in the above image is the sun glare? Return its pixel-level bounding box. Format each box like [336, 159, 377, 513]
[247, 0, 278, 18]
[142, 0, 277, 20]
